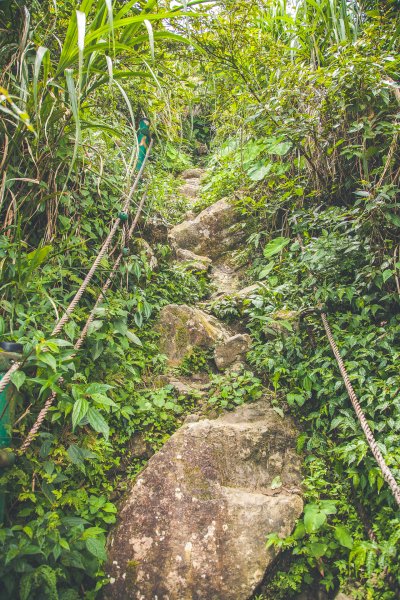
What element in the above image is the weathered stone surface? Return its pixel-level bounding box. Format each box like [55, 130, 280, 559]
[166, 374, 210, 398]
[214, 333, 251, 370]
[169, 199, 244, 261]
[184, 178, 201, 187]
[104, 400, 303, 600]
[181, 168, 205, 180]
[179, 183, 200, 199]
[157, 304, 231, 367]
[210, 263, 243, 297]
[176, 248, 212, 272]
[234, 283, 262, 300]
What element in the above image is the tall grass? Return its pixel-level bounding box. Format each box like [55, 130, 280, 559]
[260, 0, 362, 66]
[0, 0, 192, 240]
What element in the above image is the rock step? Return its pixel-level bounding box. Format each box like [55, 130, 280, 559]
[105, 400, 303, 600]
[169, 198, 245, 263]
[181, 168, 205, 179]
[157, 304, 250, 371]
[179, 182, 200, 199]
[210, 263, 243, 297]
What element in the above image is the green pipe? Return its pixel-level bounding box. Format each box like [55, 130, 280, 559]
[0, 350, 21, 523]
[136, 118, 151, 172]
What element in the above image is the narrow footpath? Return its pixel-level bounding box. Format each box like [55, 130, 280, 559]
[105, 169, 304, 600]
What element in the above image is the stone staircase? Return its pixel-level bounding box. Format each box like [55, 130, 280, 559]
[104, 168, 303, 600]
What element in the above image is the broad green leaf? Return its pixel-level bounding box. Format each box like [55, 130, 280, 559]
[26, 245, 52, 269]
[81, 526, 105, 540]
[334, 525, 353, 549]
[126, 330, 143, 346]
[382, 269, 393, 283]
[72, 397, 89, 430]
[247, 163, 272, 181]
[86, 407, 109, 439]
[308, 542, 328, 558]
[292, 521, 306, 540]
[319, 500, 337, 515]
[87, 319, 103, 335]
[91, 393, 117, 408]
[263, 237, 290, 259]
[259, 262, 274, 279]
[10, 370, 26, 391]
[85, 537, 107, 560]
[37, 352, 57, 371]
[304, 506, 326, 533]
[267, 141, 291, 156]
[384, 212, 400, 228]
[85, 383, 112, 394]
[287, 392, 306, 407]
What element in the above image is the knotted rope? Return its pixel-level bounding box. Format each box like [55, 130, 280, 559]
[0, 140, 153, 396]
[320, 312, 400, 507]
[294, 219, 400, 505]
[19, 189, 150, 454]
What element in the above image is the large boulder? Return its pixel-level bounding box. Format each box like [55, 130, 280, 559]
[169, 199, 244, 261]
[157, 304, 231, 367]
[104, 400, 303, 600]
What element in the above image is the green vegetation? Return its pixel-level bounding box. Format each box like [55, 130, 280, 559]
[1, 0, 400, 598]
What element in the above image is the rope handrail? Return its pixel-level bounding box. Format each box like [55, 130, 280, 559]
[0, 141, 153, 396]
[294, 222, 400, 506]
[19, 192, 149, 454]
[320, 312, 400, 507]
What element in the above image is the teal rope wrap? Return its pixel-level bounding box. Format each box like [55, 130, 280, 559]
[136, 118, 151, 172]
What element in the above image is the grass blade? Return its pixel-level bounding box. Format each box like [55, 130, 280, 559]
[143, 19, 155, 61]
[33, 46, 49, 111]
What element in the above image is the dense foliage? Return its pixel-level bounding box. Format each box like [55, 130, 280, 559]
[195, 1, 400, 597]
[1, 0, 400, 598]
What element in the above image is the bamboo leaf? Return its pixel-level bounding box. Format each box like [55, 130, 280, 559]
[64, 68, 81, 188]
[143, 19, 155, 61]
[33, 46, 50, 111]
[106, 55, 113, 83]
